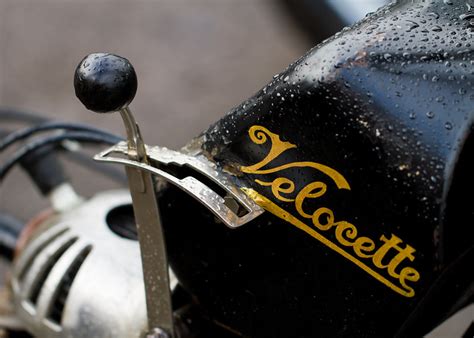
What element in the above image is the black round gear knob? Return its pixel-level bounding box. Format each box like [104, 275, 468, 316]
[74, 53, 138, 113]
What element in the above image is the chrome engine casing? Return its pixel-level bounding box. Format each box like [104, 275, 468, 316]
[10, 190, 171, 338]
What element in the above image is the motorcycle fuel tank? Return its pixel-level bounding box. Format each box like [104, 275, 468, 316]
[158, 0, 473, 337]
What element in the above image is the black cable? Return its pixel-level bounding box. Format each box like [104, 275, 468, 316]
[0, 122, 123, 152]
[1, 111, 126, 186]
[1, 128, 68, 194]
[0, 131, 121, 182]
[0, 109, 126, 186]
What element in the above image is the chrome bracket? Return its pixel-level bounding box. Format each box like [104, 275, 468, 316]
[94, 141, 264, 229]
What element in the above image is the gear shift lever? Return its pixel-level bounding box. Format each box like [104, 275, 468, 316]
[74, 53, 174, 338]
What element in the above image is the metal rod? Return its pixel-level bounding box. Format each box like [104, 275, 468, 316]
[119, 107, 174, 337]
[119, 107, 147, 162]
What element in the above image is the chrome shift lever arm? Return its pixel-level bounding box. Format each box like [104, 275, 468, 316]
[74, 53, 174, 337]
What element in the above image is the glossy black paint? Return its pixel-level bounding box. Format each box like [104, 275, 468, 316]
[159, 1, 473, 337]
[74, 53, 137, 113]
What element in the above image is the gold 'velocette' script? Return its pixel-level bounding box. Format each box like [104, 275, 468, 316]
[240, 125, 420, 298]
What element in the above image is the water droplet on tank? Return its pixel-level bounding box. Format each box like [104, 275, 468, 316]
[460, 13, 474, 21]
[445, 122, 453, 130]
[426, 111, 435, 119]
[406, 20, 419, 32]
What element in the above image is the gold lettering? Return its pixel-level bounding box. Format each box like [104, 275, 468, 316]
[312, 208, 336, 231]
[335, 221, 358, 247]
[244, 188, 420, 298]
[241, 126, 351, 190]
[295, 182, 327, 218]
[241, 125, 296, 173]
[372, 234, 403, 270]
[388, 245, 416, 279]
[399, 267, 420, 297]
[353, 237, 376, 258]
[240, 125, 421, 298]
[373, 235, 416, 279]
[255, 178, 295, 202]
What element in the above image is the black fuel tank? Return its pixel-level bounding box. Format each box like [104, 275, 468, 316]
[159, 1, 473, 337]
